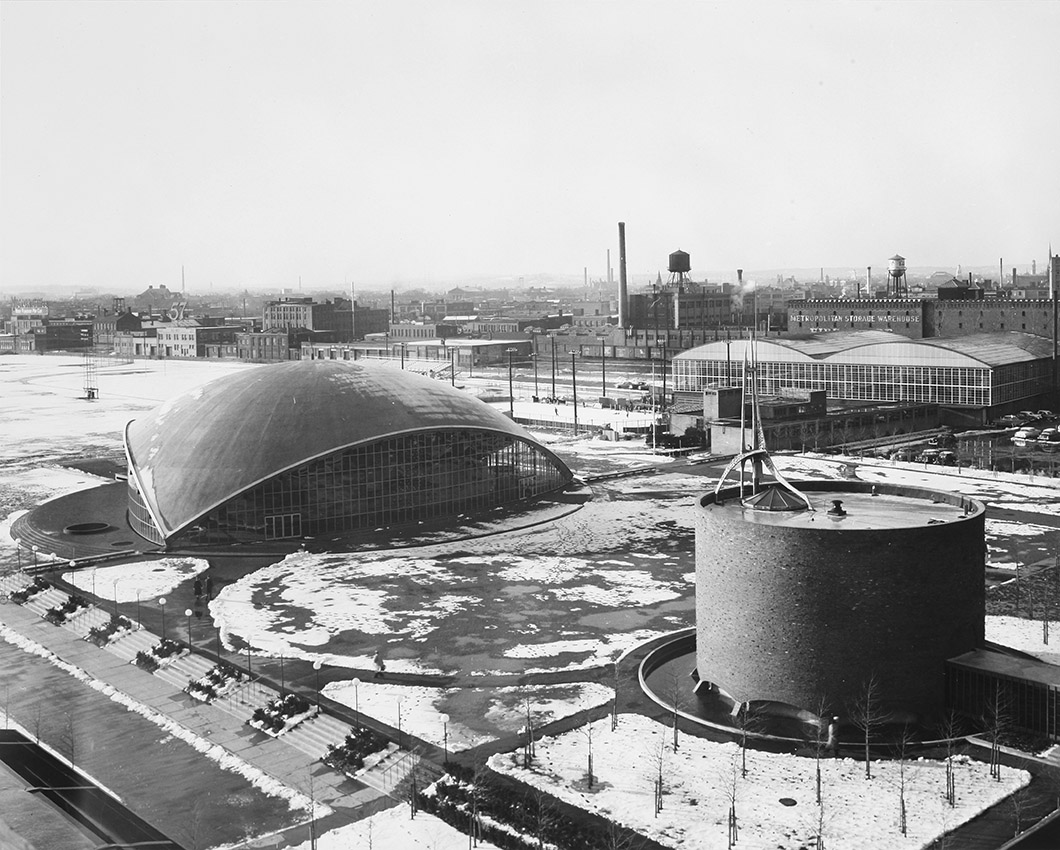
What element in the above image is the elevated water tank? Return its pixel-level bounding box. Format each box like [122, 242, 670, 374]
[668, 250, 691, 275]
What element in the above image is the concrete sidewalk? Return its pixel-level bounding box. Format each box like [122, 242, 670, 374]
[0, 573, 396, 832]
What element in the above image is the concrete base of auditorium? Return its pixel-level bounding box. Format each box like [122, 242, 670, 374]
[11, 478, 592, 565]
[637, 629, 1058, 750]
[10, 482, 153, 564]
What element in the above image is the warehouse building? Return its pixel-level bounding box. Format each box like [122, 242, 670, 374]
[672, 331, 1055, 425]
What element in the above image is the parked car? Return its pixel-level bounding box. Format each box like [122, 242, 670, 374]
[1038, 409, 1055, 418]
[938, 450, 958, 466]
[890, 448, 916, 462]
[916, 449, 941, 464]
[1019, 410, 1040, 421]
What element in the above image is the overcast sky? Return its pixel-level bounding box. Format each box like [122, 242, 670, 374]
[2, 1, 1058, 293]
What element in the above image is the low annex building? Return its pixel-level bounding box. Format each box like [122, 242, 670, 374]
[124, 360, 573, 548]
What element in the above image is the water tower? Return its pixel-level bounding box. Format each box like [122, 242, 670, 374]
[888, 254, 907, 297]
[668, 249, 691, 289]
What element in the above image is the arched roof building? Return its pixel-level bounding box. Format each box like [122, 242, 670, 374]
[672, 331, 1053, 418]
[125, 360, 573, 547]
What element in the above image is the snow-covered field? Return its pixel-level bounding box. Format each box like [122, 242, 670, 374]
[322, 679, 614, 752]
[287, 800, 501, 850]
[60, 557, 210, 601]
[489, 714, 1030, 850]
[987, 615, 1060, 665]
[208, 507, 696, 677]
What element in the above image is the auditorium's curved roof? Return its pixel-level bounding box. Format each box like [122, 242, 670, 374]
[125, 360, 569, 539]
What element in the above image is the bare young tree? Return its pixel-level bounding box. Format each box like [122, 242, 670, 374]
[894, 724, 917, 836]
[467, 762, 492, 849]
[983, 682, 1009, 782]
[578, 710, 595, 789]
[522, 694, 536, 768]
[31, 702, 44, 745]
[600, 821, 640, 850]
[528, 786, 554, 850]
[644, 731, 668, 817]
[1011, 785, 1028, 837]
[667, 669, 685, 751]
[937, 710, 961, 808]
[808, 697, 834, 805]
[57, 711, 75, 769]
[725, 755, 739, 849]
[736, 701, 765, 778]
[849, 673, 886, 779]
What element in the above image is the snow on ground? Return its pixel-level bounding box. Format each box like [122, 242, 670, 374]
[322, 679, 614, 753]
[60, 557, 209, 601]
[488, 714, 1029, 850]
[0, 356, 256, 465]
[986, 519, 1057, 538]
[987, 615, 1060, 665]
[773, 453, 1060, 506]
[210, 527, 693, 676]
[505, 629, 667, 674]
[286, 800, 501, 850]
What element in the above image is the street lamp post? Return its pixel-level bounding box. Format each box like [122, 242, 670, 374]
[351, 677, 360, 727]
[506, 348, 516, 418]
[531, 353, 539, 397]
[31, 545, 38, 569]
[158, 597, 167, 641]
[571, 351, 579, 435]
[440, 712, 450, 763]
[601, 345, 607, 398]
[112, 579, 119, 616]
[185, 608, 193, 648]
[449, 347, 456, 386]
[400, 343, 405, 370]
[279, 654, 285, 694]
[13, 540, 20, 572]
[136, 590, 142, 628]
[550, 337, 557, 399]
[215, 625, 222, 663]
[313, 660, 323, 710]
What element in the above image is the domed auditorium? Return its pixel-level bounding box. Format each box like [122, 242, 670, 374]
[123, 360, 573, 548]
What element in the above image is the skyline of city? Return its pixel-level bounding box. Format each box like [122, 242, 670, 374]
[2, 1, 1058, 293]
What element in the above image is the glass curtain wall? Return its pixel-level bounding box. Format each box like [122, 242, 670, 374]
[674, 357, 994, 406]
[175, 429, 569, 545]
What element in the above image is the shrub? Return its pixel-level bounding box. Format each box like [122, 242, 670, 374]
[134, 650, 160, 673]
[323, 726, 389, 773]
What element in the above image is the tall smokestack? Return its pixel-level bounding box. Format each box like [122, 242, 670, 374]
[618, 222, 628, 329]
[607, 250, 612, 285]
[867, 266, 871, 296]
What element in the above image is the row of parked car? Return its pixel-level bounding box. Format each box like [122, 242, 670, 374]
[997, 409, 1055, 427]
[1011, 426, 1060, 447]
[886, 447, 959, 465]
